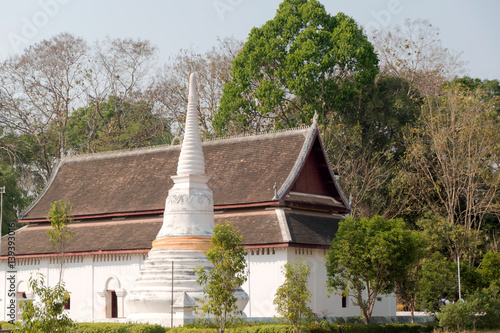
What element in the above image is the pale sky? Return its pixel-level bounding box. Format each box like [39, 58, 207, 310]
[0, 0, 499, 80]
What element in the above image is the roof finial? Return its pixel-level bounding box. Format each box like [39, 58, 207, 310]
[312, 111, 319, 127]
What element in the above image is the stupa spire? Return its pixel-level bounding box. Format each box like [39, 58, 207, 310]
[176, 72, 205, 176]
[126, 73, 248, 326]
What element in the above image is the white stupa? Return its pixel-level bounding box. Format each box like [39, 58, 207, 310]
[126, 73, 248, 326]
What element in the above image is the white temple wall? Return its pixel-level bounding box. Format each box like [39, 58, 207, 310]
[0, 253, 146, 323]
[240, 247, 396, 320]
[1, 247, 395, 323]
[91, 253, 145, 321]
[242, 247, 287, 317]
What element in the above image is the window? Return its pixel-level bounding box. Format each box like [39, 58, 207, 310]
[64, 296, 70, 310]
[342, 295, 347, 308]
[110, 291, 118, 318]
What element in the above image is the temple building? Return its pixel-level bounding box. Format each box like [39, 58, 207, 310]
[0, 75, 396, 323]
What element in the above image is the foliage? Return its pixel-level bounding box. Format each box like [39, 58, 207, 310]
[68, 96, 171, 153]
[0, 33, 88, 181]
[321, 75, 420, 220]
[0, 163, 25, 235]
[16, 273, 73, 333]
[196, 221, 248, 333]
[65, 322, 165, 332]
[394, 231, 427, 323]
[480, 251, 500, 287]
[307, 322, 436, 333]
[449, 76, 500, 113]
[0, 131, 50, 195]
[402, 84, 500, 263]
[453, 259, 486, 297]
[325, 215, 420, 324]
[16, 200, 75, 331]
[416, 252, 456, 313]
[47, 199, 74, 251]
[372, 18, 464, 97]
[0, 321, 16, 329]
[437, 285, 500, 331]
[274, 259, 313, 332]
[215, 0, 378, 134]
[415, 214, 482, 261]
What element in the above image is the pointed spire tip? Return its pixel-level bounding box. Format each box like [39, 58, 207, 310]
[189, 72, 198, 103]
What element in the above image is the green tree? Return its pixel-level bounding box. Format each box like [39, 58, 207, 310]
[214, 0, 378, 134]
[196, 222, 247, 333]
[325, 215, 420, 324]
[18, 200, 74, 332]
[17, 273, 73, 333]
[273, 259, 312, 333]
[46, 200, 75, 282]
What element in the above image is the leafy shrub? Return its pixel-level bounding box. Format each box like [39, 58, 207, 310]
[17, 273, 73, 333]
[437, 284, 500, 331]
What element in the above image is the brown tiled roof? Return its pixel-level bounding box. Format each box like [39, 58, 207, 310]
[1, 217, 163, 256]
[215, 211, 284, 245]
[1, 209, 341, 256]
[285, 211, 341, 246]
[21, 127, 313, 220]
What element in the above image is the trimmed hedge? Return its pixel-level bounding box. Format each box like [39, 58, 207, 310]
[169, 322, 437, 333]
[0, 321, 438, 333]
[0, 321, 16, 329]
[65, 322, 165, 332]
[169, 325, 290, 333]
[308, 323, 437, 333]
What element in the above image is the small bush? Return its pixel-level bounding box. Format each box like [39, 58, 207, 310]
[437, 285, 500, 331]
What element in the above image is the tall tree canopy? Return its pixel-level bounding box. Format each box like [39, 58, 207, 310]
[402, 83, 500, 262]
[371, 18, 464, 97]
[0, 33, 88, 180]
[214, 0, 378, 134]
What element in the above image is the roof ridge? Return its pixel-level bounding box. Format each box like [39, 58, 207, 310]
[57, 124, 313, 163]
[203, 124, 310, 143]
